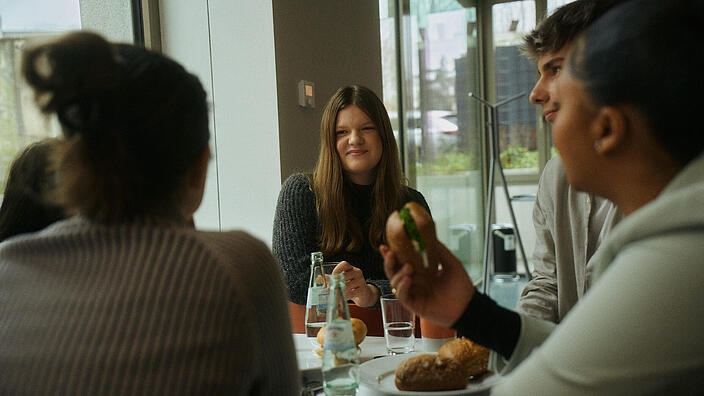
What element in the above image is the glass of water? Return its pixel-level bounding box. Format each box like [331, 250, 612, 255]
[380, 294, 415, 355]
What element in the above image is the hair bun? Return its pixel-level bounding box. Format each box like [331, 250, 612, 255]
[22, 32, 125, 137]
[56, 98, 102, 138]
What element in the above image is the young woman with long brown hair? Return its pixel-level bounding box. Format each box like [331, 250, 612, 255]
[273, 85, 429, 309]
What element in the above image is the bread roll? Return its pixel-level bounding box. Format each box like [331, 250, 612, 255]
[394, 354, 468, 391]
[386, 202, 439, 276]
[351, 317, 368, 345]
[315, 318, 368, 356]
[437, 337, 490, 378]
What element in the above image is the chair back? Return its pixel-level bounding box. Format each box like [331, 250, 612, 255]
[288, 301, 386, 336]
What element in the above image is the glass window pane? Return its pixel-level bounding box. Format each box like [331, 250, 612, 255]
[0, 0, 80, 193]
[381, 1, 485, 282]
[548, 0, 576, 14]
[492, 1, 538, 171]
[0, 0, 80, 33]
[1, 0, 136, 194]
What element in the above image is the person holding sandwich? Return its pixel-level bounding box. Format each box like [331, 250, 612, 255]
[383, 0, 704, 393]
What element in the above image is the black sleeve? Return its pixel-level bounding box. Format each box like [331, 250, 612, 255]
[272, 174, 319, 305]
[452, 291, 521, 360]
[404, 187, 432, 216]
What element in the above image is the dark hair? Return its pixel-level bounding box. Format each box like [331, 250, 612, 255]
[569, 0, 704, 164]
[0, 139, 65, 242]
[521, 0, 622, 60]
[313, 85, 404, 255]
[21, 32, 210, 223]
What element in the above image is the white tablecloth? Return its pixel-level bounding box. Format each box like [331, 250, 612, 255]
[295, 333, 388, 370]
[295, 333, 453, 370]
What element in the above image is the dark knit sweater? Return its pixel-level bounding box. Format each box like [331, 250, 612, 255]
[272, 173, 430, 305]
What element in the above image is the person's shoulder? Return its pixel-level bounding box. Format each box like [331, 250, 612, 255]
[279, 173, 314, 199]
[277, 173, 315, 213]
[404, 185, 425, 201]
[540, 156, 567, 183]
[403, 186, 431, 213]
[194, 229, 270, 258]
[282, 173, 312, 191]
[537, 156, 579, 201]
[193, 229, 279, 273]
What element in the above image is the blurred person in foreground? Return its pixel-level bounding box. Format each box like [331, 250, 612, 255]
[0, 32, 299, 395]
[0, 139, 64, 242]
[383, 0, 704, 393]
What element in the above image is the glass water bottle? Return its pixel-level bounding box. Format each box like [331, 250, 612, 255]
[322, 273, 360, 395]
[305, 252, 328, 346]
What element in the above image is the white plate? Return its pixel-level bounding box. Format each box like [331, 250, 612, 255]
[358, 353, 500, 395]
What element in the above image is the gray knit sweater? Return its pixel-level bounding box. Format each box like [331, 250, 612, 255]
[0, 218, 300, 395]
[272, 173, 430, 305]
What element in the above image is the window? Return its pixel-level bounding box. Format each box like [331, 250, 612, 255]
[382, 0, 485, 280]
[548, 0, 575, 14]
[491, 1, 537, 171]
[0, 0, 137, 194]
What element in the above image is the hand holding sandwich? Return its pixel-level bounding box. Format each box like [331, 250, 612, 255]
[382, 202, 475, 327]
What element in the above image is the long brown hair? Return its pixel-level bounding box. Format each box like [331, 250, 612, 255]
[313, 85, 404, 255]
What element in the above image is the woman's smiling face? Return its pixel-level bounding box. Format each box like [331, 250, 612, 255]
[335, 104, 383, 185]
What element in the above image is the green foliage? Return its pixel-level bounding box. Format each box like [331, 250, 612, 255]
[417, 151, 475, 175]
[500, 145, 538, 169]
[416, 146, 558, 175]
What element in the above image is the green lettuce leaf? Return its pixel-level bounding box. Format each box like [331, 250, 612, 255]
[399, 205, 426, 252]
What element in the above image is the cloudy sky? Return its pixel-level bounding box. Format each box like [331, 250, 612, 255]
[0, 0, 80, 32]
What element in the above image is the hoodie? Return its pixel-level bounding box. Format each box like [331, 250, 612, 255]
[492, 153, 704, 395]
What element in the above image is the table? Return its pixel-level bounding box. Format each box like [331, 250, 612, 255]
[297, 333, 389, 370]
[296, 333, 467, 395]
[295, 333, 452, 370]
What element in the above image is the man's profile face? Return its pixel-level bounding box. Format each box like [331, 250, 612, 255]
[529, 44, 571, 124]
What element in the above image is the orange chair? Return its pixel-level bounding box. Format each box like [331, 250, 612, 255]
[288, 301, 385, 336]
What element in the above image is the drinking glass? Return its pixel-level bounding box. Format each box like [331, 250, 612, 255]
[380, 294, 415, 355]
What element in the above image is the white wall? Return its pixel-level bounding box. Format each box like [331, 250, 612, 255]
[160, 0, 282, 244]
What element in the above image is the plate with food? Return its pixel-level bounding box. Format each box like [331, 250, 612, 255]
[359, 338, 500, 395]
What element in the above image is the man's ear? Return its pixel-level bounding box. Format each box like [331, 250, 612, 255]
[591, 106, 627, 155]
